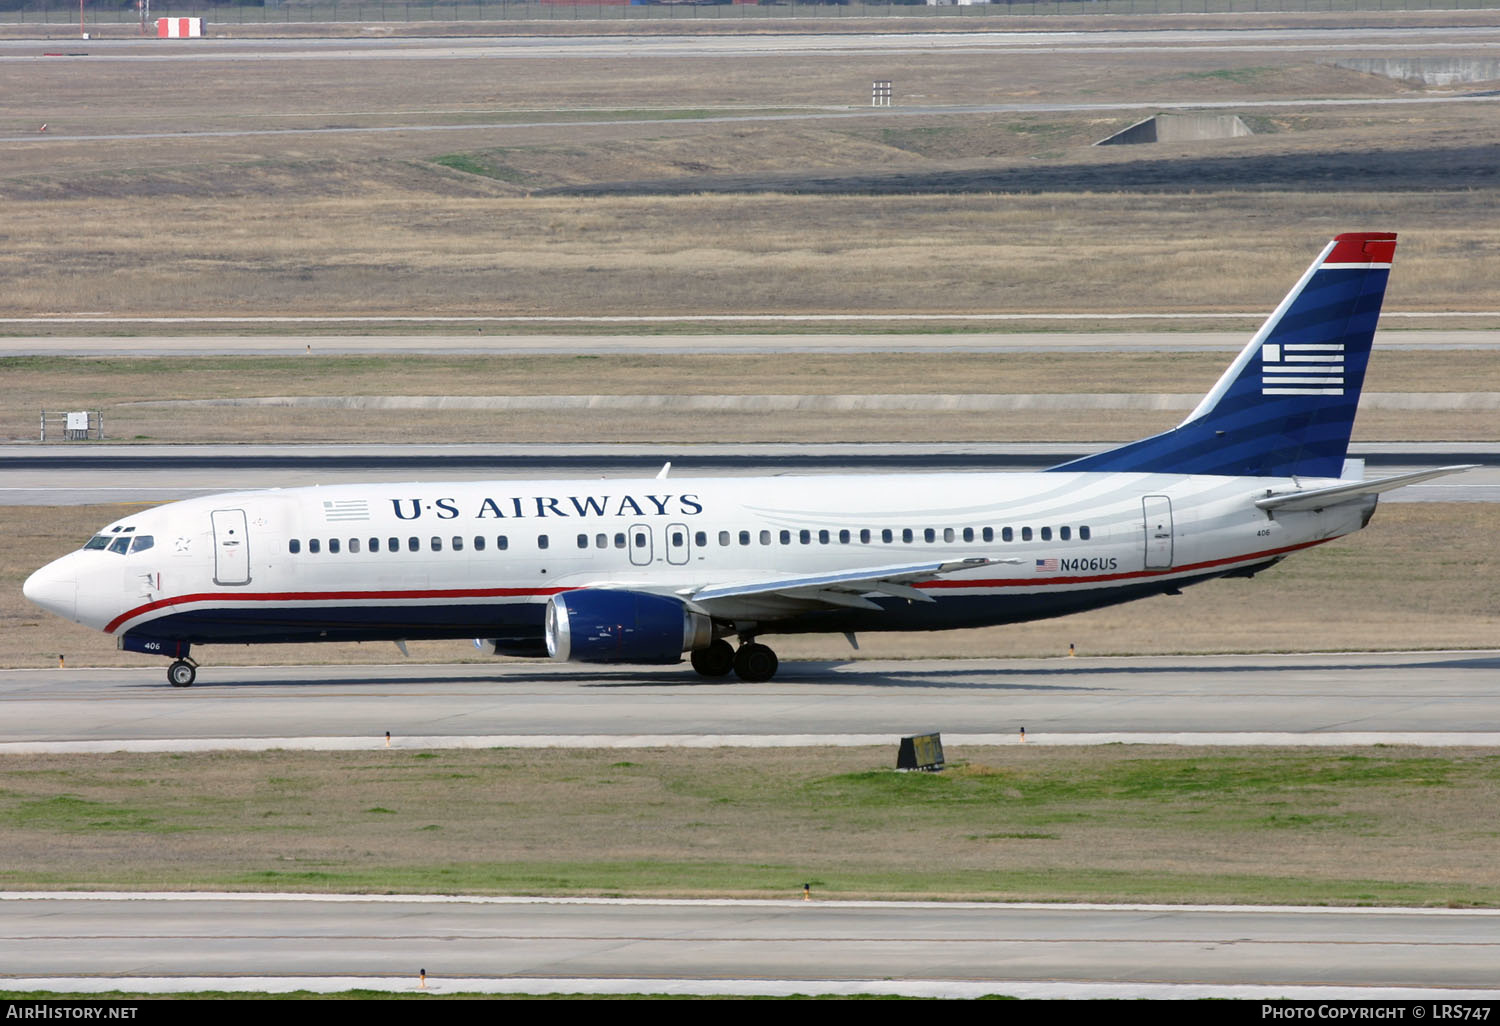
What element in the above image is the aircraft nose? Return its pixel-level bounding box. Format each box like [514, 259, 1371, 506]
[23, 557, 78, 622]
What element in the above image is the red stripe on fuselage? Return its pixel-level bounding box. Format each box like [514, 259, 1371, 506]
[105, 537, 1332, 635]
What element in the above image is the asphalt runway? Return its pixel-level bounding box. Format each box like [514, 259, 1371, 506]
[5, 893, 1500, 998]
[5, 652, 1500, 752]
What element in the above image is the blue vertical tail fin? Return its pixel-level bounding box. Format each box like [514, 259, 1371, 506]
[1051, 232, 1396, 479]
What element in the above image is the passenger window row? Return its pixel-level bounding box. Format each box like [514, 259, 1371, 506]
[290, 523, 1095, 556]
[570, 525, 1093, 548]
[675, 525, 1092, 547]
[289, 535, 512, 555]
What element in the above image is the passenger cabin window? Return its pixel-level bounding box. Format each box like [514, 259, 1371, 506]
[780, 530, 791, 545]
[408, 537, 419, 552]
[924, 528, 936, 543]
[329, 538, 341, 554]
[1080, 526, 1091, 541]
[497, 536, 509, 551]
[860, 529, 871, 544]
[1040, 527, 1051, 542]
[474, 536, 486, 552]
[309, 539, 321, 554]
[818, 530, 830, 544]
[430, 537, 442, 552]
[1021, 527, 1033, 542]
[369, 537, 380, 552]
[695, 531, 707, 547]
[538, 535, 549, 550]
[452, 536, 464, 552]
[739, 531, 751, 546]
[1060, 526, 1071, 541]
[349, 538, 361, 554]
[1001, 527, 1013, 542]
[388, 537, 399, 552]
[577, 534, 589, 549]
[983, 527, 994, 543]
[289, 539, 301, 554]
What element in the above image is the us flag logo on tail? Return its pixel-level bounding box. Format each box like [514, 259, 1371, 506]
[1261, 343, 1345, 396]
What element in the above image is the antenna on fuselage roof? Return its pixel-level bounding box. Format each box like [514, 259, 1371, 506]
[657, 462, 671, 480]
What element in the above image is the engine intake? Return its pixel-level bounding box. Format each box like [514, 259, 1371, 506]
[546, 589, 713, 665]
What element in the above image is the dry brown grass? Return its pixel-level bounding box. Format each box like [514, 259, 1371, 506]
[1, 31, 1497, 322]
[4, 350, 1498, 444]
[4, 192, 1495, 320]
[6, 501, 1499, 671]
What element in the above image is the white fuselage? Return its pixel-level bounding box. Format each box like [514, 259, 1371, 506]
[28, 469, 1369, 651]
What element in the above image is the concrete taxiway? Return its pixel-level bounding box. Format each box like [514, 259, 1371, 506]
[4, 893, 1500, 998]
[4, 652, 1500, 752]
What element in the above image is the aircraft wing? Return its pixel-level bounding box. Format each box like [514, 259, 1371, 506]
[1254, 465, 1477, 513]
[685, 557, 1011, 616]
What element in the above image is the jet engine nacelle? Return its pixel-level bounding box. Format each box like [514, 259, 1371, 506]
[545, 589, 713, 665]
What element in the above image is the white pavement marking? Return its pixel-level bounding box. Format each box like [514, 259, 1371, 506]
[4, 732, 1499, 755]
[6, 976, 1500, 999]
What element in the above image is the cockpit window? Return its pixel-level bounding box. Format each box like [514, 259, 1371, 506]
[83, 536, 110, 551]
[108, 537, 131, 555]
[129, 535, 154, 554]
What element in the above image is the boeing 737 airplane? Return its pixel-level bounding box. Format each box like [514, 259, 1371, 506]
[23, 232, 1472, 687]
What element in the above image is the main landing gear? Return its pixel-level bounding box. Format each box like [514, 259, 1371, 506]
[167, 658, 198, 688]
[690, 638, 779, 683]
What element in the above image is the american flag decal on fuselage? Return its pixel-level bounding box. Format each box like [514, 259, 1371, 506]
[1261, 342, 1344, 396]
[323, 499, 370, 522]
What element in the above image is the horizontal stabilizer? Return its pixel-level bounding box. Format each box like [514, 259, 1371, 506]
[1254, 465, 1477, 512]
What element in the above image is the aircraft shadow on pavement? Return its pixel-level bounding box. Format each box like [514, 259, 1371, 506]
[109, 652, 1500, 690]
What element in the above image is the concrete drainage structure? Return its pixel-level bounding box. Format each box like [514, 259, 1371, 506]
[1095, 114, 1253, 146]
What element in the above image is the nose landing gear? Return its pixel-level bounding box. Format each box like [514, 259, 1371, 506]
[167, 659, 198, 688]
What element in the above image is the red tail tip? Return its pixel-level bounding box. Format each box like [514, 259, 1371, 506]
[1329, 232, 1397, 265]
